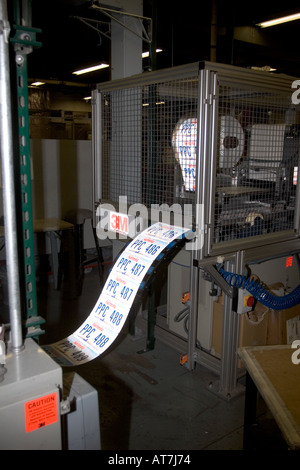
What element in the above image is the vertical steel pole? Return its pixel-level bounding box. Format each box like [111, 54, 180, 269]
[186, 262, 199, 370]
[219, 259, 241, 398]
[0, 0, 24, 352]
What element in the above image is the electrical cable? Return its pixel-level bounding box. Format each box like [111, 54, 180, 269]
[174, 305, 190, 335]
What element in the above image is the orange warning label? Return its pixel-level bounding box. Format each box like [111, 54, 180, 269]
[24, 392, 58, 433]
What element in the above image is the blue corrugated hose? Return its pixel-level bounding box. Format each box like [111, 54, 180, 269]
[218, 267, 300, 310]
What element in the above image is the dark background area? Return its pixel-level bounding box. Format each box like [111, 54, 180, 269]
[26, 0, 300, 87]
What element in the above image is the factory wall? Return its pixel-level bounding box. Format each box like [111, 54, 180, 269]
[0, 138, 96, 261]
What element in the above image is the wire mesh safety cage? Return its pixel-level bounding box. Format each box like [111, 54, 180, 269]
[95, 62, 300, 249]
[99, 72, 199, 212]
[213, 82, 300, 246]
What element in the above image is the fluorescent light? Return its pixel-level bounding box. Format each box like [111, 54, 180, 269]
[31, 81, 45, 86]
[72, 63, 109, 75]
[251, 65, 277, 72]
[83, 96, 91, 101]
[142, 101, 165, 106]
[142, 49, 162, 58]
[257, 12, 300, 28]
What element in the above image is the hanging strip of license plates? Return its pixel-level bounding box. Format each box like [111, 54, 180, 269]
[42, 222, 191, 366]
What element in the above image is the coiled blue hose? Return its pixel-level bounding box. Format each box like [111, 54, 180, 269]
[218, 267, 300, 310]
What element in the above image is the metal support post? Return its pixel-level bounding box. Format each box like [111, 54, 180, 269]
[0, 0, 23, 352]
[186, 262, 199, 370]
[10, 1, 43, 338]
[212, 257, 244, 400]
[218, 275, 240, 398]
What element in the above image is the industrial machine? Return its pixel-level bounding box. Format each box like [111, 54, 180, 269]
[1, 0, 300, 447]
[92, 61, 300, 398]
[0, 337, 100, 450]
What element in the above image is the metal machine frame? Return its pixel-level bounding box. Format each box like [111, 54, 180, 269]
[92, 61, 300, 398]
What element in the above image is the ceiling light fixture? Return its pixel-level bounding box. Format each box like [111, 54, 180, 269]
[257, 12, 300, 28]
[31, 81, 45, 86]
[142, 49, 162, 58]
[142, 101, 165, 106]
[72, 63, 109, 75]
[251, 65, 277, 72]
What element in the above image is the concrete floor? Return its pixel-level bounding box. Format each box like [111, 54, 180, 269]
[0, 247, 288, 451]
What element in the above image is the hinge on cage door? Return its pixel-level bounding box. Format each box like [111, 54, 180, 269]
[204, 223, 211, 235]
[205, 93, 215, 106]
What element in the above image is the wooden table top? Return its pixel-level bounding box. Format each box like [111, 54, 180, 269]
[238, 344, 300, 450]
[33, 218, 74, 233]
[1, 218, 74, 235]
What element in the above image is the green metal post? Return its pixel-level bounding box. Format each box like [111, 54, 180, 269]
[10, 1, 44, 338]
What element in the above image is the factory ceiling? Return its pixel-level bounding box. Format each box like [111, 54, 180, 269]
[24, 0, 300, 93]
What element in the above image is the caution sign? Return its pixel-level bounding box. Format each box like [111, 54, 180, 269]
[24, 392, 58, 433]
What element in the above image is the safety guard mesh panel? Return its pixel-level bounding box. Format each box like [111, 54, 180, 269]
[99, 66, 299, 245]
[100, 75, 198, 211]
[213, 84, 299, 244]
